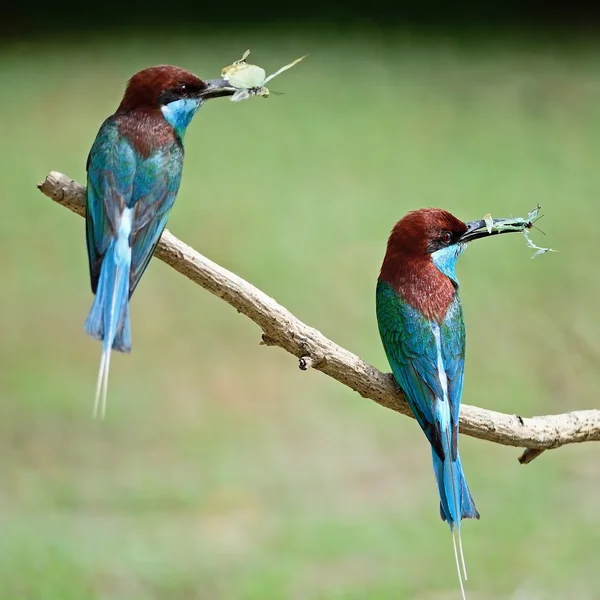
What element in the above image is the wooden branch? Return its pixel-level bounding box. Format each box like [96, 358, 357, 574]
[38, 171, 600, 463]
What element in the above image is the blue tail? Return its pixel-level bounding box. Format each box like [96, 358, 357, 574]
[431, 409, 480, 600]
[84, 209, 133, 419]
[432, 449, 480, 527]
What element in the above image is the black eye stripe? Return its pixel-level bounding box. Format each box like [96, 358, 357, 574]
[158, 82, 204, 105]
[426, 231, 459, 254]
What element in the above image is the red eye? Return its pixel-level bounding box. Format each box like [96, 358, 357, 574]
[441, 231, 452, 245]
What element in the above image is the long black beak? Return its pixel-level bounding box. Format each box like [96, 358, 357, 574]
[459, 218, 529, 243]
[198, 78, 237, 100]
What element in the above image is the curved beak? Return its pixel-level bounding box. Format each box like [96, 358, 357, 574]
[459, 217, 532, 243]
[198, 78, 237, 100]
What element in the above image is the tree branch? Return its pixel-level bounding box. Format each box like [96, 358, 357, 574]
[38, 171, 600, 464]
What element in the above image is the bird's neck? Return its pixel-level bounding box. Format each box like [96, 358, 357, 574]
[116, 109, 180, 158]
[379, 254, 457, 322]
[160, 98, 204, 139]
[430, 244, 464, 284]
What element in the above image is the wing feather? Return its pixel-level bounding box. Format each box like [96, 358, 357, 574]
[376, 280, 466, 461]
[85, 116, 183, 297]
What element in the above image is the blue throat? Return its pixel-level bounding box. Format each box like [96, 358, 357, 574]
[430, 243, 466, 284]
[161, 98, 204, 138]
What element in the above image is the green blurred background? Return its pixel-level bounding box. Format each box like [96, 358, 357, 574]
[1, 26, 599, 599]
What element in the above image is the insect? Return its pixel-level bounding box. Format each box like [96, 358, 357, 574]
[220, 50, 307, 102]
[480, 205, 556, 258]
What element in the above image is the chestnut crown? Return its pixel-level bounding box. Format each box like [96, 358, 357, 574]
[116, 65, 209, 113]
[385, 209, 468, 258]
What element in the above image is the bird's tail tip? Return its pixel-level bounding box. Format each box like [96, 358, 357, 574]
[85, 299, 132, 353]
[86, 305, 130, 420]
[452, 528, 468, 600]
[92, 343, 112, 420]
[85, 240, 133, 418]
[434, 451, 477, 598]
[437, 453, 480, 524]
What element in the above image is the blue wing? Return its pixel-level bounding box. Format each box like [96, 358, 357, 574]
[376, 280, 465, 461]
[86, 117, 135, 293]
[126, 149, 184, 295]
[86, 116, 184, 297]
[440, 299, 466, 451]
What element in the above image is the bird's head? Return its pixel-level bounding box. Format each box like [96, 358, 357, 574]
[116, 65, 234, 134]
[382, 208, 518, 284]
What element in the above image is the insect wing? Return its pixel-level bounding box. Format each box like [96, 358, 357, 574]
[231, 88, 253, 102]
[222, 49, 252, 75]
[263, 55, 308, 85]
[227, 64, 267, 89]
[237, 49, 251, 63]
[483, 213, 493, 234]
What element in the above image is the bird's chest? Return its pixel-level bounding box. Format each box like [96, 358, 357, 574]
[400, 265, 457, 323]
[118, 112, 181, 159]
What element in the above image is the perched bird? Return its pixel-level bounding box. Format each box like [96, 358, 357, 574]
[85, 65, 234, 418]
[376, 209, 519, 598]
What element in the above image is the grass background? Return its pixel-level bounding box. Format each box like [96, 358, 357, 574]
[1, 30, 599, 599]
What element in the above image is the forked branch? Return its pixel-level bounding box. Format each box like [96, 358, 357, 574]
[38, 171, 600, 463]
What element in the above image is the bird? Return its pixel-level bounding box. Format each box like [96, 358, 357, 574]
[84, 65, 235, 419]
[375, 208, 519, 598]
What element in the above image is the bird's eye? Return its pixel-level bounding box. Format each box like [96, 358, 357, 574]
[177, 83, 187, 94]
[441, 231, 453, 245]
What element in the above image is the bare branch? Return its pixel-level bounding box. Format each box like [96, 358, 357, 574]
[38, 171, 600, 463]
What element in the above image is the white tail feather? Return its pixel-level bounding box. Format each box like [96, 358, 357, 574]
[92, 350, 106, 419]
[92, 263, 120, 420]
[452, 529, 467, 600]
[98, 252, 127, 419]
[457, 527, 468, 581]
[93, 346, 112, 419]
[100, 347, 112, 419]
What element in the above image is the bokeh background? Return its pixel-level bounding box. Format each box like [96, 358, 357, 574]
[2, 12, 600, 599]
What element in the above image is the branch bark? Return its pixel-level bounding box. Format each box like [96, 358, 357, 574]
[38, 171, 600, 463]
